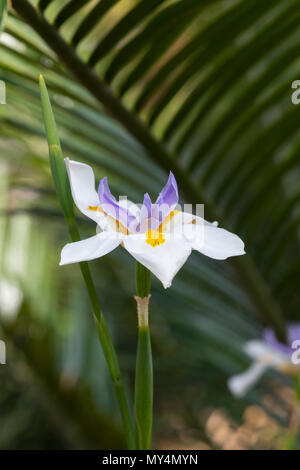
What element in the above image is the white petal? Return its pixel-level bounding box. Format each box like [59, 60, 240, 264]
[60, 231, 122, 265]
[65, 158, 106, 225]
[166, 211, 219, 232]
[244, 340, 286, 365]
[123, 233, 191, 288]
[183, 223, 245, 260]
[228, 362, 267, 397]
[118, 198, 140, 218]
[244, 340, 273, 359]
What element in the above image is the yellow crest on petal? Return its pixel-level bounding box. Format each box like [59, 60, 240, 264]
[146, 229, 165, 247]
[159, 210, 180, 232]
[88, 205, 104, 213]
[88, 205, 129, 234]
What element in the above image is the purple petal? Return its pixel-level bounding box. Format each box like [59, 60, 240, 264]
[155, 171, 178, 211]
[98, 177, 137, 230]
[140, 193, 152, 219]
[154, 172, 178, 225]
[263, 323, 300, 357]
[136, 193, 152, 232]
[152, 172, 179, 225]
[136, 173, 179, 232]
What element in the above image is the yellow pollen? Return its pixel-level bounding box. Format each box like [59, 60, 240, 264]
[146, 229, 165, 247]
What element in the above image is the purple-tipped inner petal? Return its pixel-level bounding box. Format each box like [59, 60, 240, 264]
[97, 172, 179, 234]
[137, 193, 152, 232]
[155, 171, 178, 215]
[140, 193, 152, 221]
[137, 172, 179, 232]
[263, 323, 300, 357]
[98, 177, 137, 230]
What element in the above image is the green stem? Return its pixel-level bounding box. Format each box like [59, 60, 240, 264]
[39, 76, 135, 450]
[135, 326, 153, 450]
[136, 261, 151, 298]
[134, 262, 153, 450]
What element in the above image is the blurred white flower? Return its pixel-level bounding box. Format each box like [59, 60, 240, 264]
[228, 324, 300, 397]
[0, 278, 23, 320]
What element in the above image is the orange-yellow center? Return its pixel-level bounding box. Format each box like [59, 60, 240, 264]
[146, 229, 165, 247]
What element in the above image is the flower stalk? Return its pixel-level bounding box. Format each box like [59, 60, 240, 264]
[39, 75, 135, 450]
[135, 262, 153, 450]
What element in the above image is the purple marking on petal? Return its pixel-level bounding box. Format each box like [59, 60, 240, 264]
[263, 323, 300, 357]
[156, 172, 178, 211]
[141, 193, 152, 219]
[98, 177, 137, 230]
[136, 193, 152, 232]
[154, 172, 178, 225]
[141, 193, 161, 230]
[136, 173, 179, 232]
[137, 193, 161, 231]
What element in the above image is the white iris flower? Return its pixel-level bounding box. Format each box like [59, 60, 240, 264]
[60, 159, 245, 288]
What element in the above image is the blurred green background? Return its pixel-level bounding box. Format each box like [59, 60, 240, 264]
[0, 0, 299, 449]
